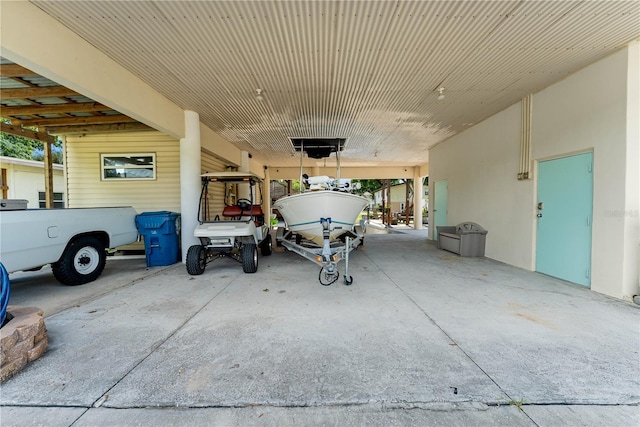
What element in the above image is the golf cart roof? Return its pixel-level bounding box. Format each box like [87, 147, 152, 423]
[201, 171, 263, 183]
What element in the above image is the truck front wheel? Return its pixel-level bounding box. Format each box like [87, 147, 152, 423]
[52, 236, 107, 286]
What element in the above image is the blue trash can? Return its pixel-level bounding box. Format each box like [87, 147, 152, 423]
[135, 211, 181, 267]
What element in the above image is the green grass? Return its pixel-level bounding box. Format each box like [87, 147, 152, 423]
[504, 398, 527, 411]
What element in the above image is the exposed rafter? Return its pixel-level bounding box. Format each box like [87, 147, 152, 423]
[45, 122, 152, 135]
[0, 122, 56, 144]
[1, 86, 80, 99]
[0, 61, 144, 134]
[2, 102, 110, 116]
[0, 60, 148, 208]
[16, 115, 138, 127]
[0, 64, 37, 77]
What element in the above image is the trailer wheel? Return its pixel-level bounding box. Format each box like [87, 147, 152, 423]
[242, 243, 258, 273]
[52, 236, 106, 286]
[186, 245, 207, 275]
[261, 234, 273, 256]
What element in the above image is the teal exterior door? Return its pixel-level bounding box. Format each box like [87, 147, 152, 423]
[434, 180, 448, 241]
[536, 153, 593, 287]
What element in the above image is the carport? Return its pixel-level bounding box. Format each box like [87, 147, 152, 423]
[1, 1, 639, 424]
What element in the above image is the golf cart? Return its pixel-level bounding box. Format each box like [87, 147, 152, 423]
[186, 172, 272, 275]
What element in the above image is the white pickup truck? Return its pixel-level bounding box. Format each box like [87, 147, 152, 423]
[0, 200, 139, 285]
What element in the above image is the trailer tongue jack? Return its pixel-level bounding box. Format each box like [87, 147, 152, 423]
[277, 217, 364, 286]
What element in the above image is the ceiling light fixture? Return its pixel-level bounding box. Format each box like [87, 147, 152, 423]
[437, 87, 445, 100]
[255, 88, 264, 101]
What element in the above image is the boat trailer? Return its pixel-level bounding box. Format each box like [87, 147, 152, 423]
[276, 218, 364, 286]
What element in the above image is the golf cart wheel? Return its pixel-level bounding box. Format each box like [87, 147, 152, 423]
[186, 245, 207, 275]
[261, 233, 273, 256]
[242, 243, 258, 273]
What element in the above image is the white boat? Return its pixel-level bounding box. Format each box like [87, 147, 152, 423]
[274, 190, 368, 245]
[274, 138, 368, 286]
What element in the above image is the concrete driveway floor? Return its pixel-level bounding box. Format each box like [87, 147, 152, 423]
[1, 231, 638, 426]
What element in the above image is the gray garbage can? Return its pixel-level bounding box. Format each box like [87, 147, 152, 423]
[456, 222, 488, 257]
[437, 222, 488, 257]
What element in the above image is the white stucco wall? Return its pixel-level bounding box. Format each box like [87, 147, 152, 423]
[531, 47, 637, 299]
[429, 104, 534, 270]
[624, 42, 640, 300]
[429, 44, 639, 300]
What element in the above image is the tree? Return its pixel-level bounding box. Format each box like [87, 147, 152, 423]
[0, 118, 63, 163]
[0, 132, 41, 159]
[352, 179, 406, 195]
[352, 179, 382, 195]
[31, 145, 64, 164]
[274, 179, 303, 195]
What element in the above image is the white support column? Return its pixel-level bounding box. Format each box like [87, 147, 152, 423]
[413, 168, 424, 230]
[180, 110, 202, 262]
[263, 167, 272, 228]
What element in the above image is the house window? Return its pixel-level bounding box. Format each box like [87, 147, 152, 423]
[101, 154, 156, 180]
[38, 192, 65, 208]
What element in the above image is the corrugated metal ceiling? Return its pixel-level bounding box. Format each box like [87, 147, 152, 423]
[31, 0, 640, 167]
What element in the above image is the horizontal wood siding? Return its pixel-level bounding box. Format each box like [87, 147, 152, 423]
[65, 131, 180, 212]
[200, 150, 227, 220]
[66, 134, 234, 221]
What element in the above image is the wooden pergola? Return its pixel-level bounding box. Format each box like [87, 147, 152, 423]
[0, 61, 149, 207]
